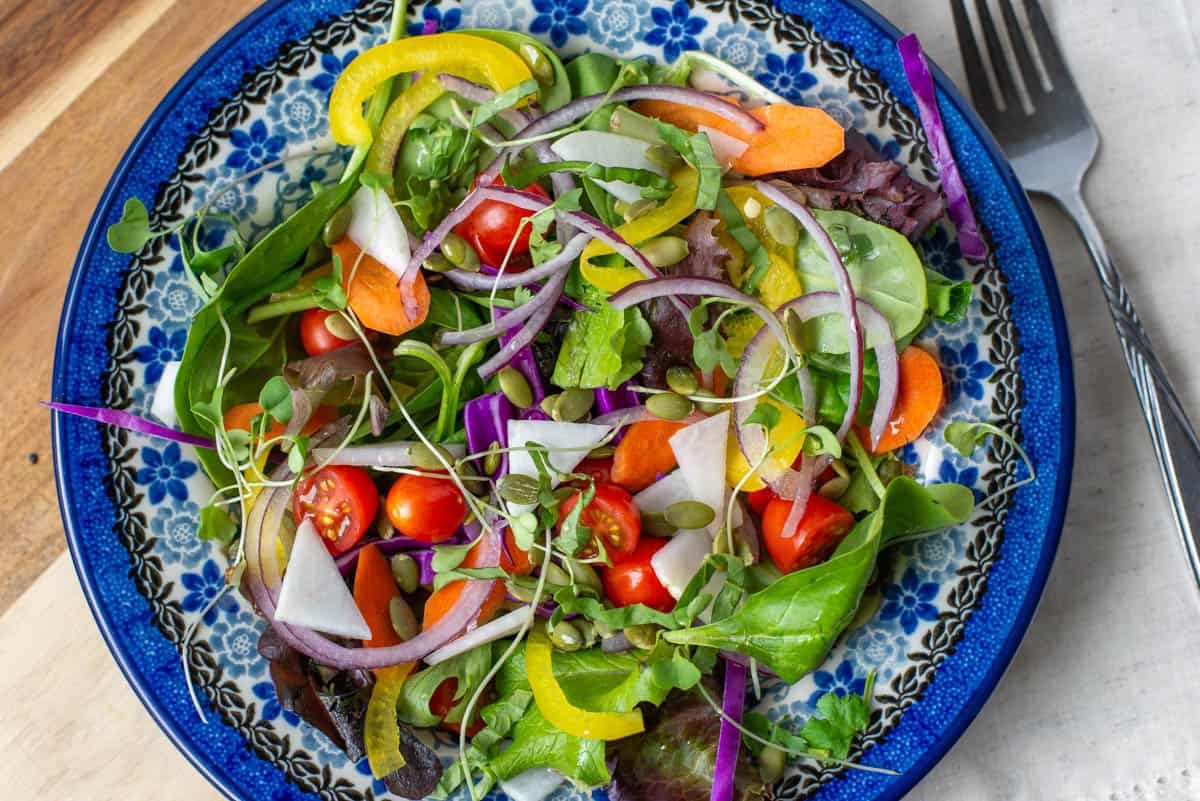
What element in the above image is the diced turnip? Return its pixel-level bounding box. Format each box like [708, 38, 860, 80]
[274, 519, 371, 640]
[348, 185, 411, 279]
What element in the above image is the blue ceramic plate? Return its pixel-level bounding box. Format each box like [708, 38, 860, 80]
[51, 1, 1073, 799]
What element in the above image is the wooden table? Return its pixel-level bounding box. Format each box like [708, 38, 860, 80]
[2, 1, 1197, 800]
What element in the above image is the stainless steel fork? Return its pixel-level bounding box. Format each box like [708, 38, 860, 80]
[952, 0, 1200, 588]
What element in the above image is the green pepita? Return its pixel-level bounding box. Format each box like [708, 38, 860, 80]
[497, 474, 540, 505]
[323, 312, 356, 342]
[540, 393, 561, 417]
[305, 240, 332, 269]
[641, 511, 678, 538]
[614, 197, 657, 222]
[665, 365, 699, 396]
[763, 205, 800, 247]
[587, 445, 615, 460]
[440, 232, 479, 271]
[552, 486, 577, 504]
[388, 596, 419, 641]
[483, 441, 502, 476]
[518, 42, 555, 84]
[664, 500, 716, 530]
[322, 205, 353, 247]
[564, 559, 602, 593]
[376, 495, 396, 539]
[505, 579, 536, 603]
[543, 562, 571, 587]
[423, 252, 455, 273]
[818, 474, 850, 499]
[409, 442, 454, 472]
[646, 391, 693, 421]
[640, 236, 689, 268]
[783, 308, 806, 354]
[498, 366, 534, 409]
[390, 553, 420, 594]
[758, 746, 787, 785]
[692, 388, 724, 415]
[552, 388, 594, 422]
[711, 531, 731, 555]
[624, 623, 660, 650]
[549, 620, 584, 652]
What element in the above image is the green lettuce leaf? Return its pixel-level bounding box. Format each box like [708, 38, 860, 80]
[395, 647, 493, 728]
[552, 285, 653, 389]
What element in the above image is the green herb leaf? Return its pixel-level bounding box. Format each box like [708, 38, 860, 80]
[472, 78, 539, 129]
[552, 285, 652, 390]
[555, 481, 595, 557]
[551, 646, 703, 714]
[715, 190, 771, 291]
[432, 541, 477, 574]
[286, 437, 308, 474]
[397, 647, 494, 728]
[924, 267, 973, 323]
[258, 376, 293, 424]
[800, 675, 874, 760]
[745, 403, 781, 431]
[197, 504, 238, 544]
[106, 198, 156, 254]
[654, 121, 720, 210]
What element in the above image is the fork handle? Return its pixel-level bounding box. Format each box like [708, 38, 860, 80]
[1057, 190, 1200, 589]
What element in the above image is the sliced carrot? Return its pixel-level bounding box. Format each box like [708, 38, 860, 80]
[611, 420, 688, 493]
[222, 402, 337, 439]
[632, 100, 845, 176]
[865, 345, 946, 454]
[331, 238, 430, 336]
[422, 536, 506, 631]
[353, 544, 403, 649]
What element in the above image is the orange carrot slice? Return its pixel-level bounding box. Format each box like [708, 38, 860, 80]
[332, 238, 430, 335]
[222, 403, 337, 439]
[353, 544, 403, 649]
[633, 100, 845, 176]
[867, 346, 945, 454]
[611, 420, 688, 493]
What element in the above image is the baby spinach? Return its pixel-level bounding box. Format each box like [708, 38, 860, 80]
[664, 477, 973, 682]
[795, 210, 927, 353]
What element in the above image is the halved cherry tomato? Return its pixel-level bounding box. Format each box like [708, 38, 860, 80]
[385, 473, 467, 543]
[747, 487, 775, 515]
[573, 457, 614, 486]
[291, 465, 379, 555]
[453, 175, 549, 268]
[599, 537, 675, 612]
[223, 403, 337, 441]
[429, 678, 489, 736]
[556, 482, 641, 564]
[299, 308, 356, 356]
[761, 495, 855, 574]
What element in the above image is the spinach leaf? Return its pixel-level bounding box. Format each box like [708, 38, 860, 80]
[565, 53, 621, 131]
[551, 645, 702, 713]
[794, 210, 927, 354]
[551, 284, 653, 389]
[664, 477, 973, 682]
[925, 268, 972, 323]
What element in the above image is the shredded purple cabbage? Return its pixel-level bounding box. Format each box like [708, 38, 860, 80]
[43, 401, 215, 449]
[464, 391, 515, 477]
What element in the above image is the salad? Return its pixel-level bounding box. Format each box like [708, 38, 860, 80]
[58, 4, 1036, 800]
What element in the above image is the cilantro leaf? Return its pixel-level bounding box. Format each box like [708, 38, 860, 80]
[800, 676, 874, 760]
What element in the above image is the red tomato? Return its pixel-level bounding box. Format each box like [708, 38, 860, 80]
[573, 457, 614, 486]
[556, 482, 641, 564]
[453, 175, 549, 269]
[747, 487, 775, 515]
[299, 308, 356, 356]
[429, 678, 488, 737]
[599, 537, 675, 612]
[291, 465, 379, 555]
[386, 473, 467, 543]
[761, 495, 855, 574]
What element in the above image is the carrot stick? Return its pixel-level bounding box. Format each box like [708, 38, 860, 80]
[332, 238, 430, 335]
[611, 420, 688, 493]
[867, 345, 945, 454]
[353, 544, 402, 649]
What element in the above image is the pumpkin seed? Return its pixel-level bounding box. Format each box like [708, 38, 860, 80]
[518, 42, 555, 84]
[322, 204, 353, 247]
[783, 308, 806, 354]
[640, 236, 689, 268]
[497, 474, 540, 505]
[549, 620, 584, 652]
[758, 746, 787, 785]
[711, 531, 731, 554]
[543, 562, 572, 587]
[498, 367, 534, 409]
[641, 511, 678, 538]
[552, 388, 594, 422]
[440, 232, 479, 271]
[539, 393, 561, 417]
[423, 252, 455, 273]
[409, 442, 454, 471]
[390, 554, 420, 594]
[506, 580, 536, 603]
[692, 388, 724, 415]
[483, 441, 502, 476]
[552, 486, 577, 504]
[388, 596, 419, 641]
[305, 240, 331, 269]
[742, 196, 762, 220]
[587, 444, 615, 460]
[646, 391, 693, 421]
[563, 559, 602, 593]
[460, 462, 488, 496]
[818, 474, 850, 499]
[664, 500, 716, 530]
[763, 205, 800, 247]
[376, 496, 396, 539]
[624, 623, 660, 650]
[322, 312, 356, 341]
[665, 365, 699, 396]
[614, 197, 656, 222]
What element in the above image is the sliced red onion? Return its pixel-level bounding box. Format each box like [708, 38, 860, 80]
[438, 271, 567, 346]
[713, 659, 747, 801]
[897, 35, 987, 262]
[608, 275, 786, 345]
[477, 285, 560, 380]
[589, 405, 709, 429]
[335, 542, 441, 576]
[311, 441, 467, 467]
[42, 401, 215, 449]
[444, 233, 589, 290]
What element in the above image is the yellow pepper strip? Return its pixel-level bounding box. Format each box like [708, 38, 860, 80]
[365, 72, 446, 179]
[364, 663, 416, 779]
[330, 33, 533, 146]
[527, 628, 644, 740]
[721, 185, 804, 314]
[725, 398, 808, 491]
[580, 168, 698, 293]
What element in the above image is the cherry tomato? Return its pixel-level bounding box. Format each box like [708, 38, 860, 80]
[747, 487, 775, 515]
[291, 465, 379, 556]
[556, 482, 641, 564]
[573, 457, 614, 486]
[429, 678, 489, 736]
[385, 473, 468, 543]
[761, 495, 855, 574]
[453, 175, 549, 269]
[599, 537, 675, 612]
[299, 308, 356, 356]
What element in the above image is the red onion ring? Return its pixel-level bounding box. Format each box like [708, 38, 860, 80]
[443, 233, 589, 291]
[438, 270, 567, 347]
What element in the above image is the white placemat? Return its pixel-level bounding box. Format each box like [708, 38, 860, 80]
[881, 0, 1200, 798]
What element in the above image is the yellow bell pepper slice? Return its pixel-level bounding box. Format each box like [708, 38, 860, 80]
[725, 398, 808, 491]
[366, 72, 448, 178]
[580, 168, 698, 293]
[721, 185, 804, 314]
[527, 628, 644, 740]
[364, 663, 416, 779]
[330, 33, 533, 146]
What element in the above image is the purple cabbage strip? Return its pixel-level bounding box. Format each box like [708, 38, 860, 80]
[42, 401, 215, 449]
[712, 660, 747, 801]
[335, 536, 463, 576]
[464, 391, 515, 478]
[494, 307, 551, 417]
